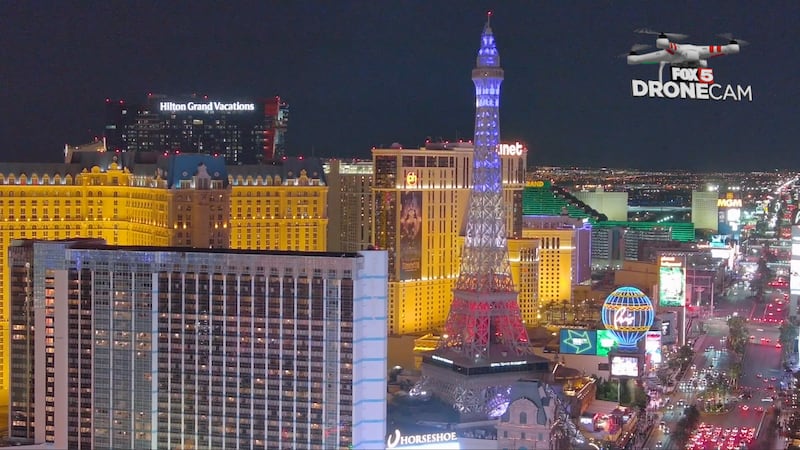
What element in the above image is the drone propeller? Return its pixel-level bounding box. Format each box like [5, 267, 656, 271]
[617, 44, 650, 58]
[635, 28, 689, 41]
[718, 33, 749, 46]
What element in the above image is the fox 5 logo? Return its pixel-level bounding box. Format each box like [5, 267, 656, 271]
[671, 67, 714, 84]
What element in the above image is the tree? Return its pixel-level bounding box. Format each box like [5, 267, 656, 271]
[780, 319, 799, 349]
[676, 345, 695, 369]
[727, 316, 749, 356]
[729, 361, 743, 384]
[541, 302, 559, 323]
[672, 405, 702, 447]
[630, 384, 647, 409]
[751, 257, 773, 300]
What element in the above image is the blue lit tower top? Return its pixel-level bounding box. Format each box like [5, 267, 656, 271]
[476, 13, 500, 68]
[456, 12, 512, 293]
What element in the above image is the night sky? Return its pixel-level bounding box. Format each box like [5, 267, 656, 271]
[1, 1, 798, 170]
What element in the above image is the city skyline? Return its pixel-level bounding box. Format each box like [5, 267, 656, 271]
[2, 1, 798, 170]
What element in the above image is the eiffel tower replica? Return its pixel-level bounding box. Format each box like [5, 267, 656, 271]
[418, 13, 550, 421]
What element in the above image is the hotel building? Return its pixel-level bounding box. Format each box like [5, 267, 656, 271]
[573, 187, 628, 222]
[372, 142, 526, 335]
[520, 216, 592, 313]
[0, 152, 327, 408]
[691, 190, 719, 232]
[324, 160, 374, 252]
[105, 94, 290, 163]
[9, 241, 387, 449]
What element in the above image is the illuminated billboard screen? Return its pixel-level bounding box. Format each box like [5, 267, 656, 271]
[559, 329, 597, 355]
[793, 227, 800, 296]
[659, 255, 686, 307]
[596, 330, 618, 356]
[710, 248, 731, 259]
[610, 355, 640, 378]
[398, 191, 422, 280]
[644, 331, 662, 365]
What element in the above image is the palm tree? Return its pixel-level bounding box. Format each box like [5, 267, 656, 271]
[540, 302, 557, 324]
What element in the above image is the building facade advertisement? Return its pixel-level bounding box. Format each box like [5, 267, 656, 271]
[610, 355, 640, 378]
[644, 331, 662, 366]
[596, 330, 618, 356]
[398, 191, 422, 280]
[559, 329, 597, 355]
[658, 255, 686, 307]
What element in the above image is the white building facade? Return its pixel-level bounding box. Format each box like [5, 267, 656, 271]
[15, 243, 388, 449]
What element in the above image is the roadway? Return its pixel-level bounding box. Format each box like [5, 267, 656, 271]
[642, 295, 786, 449]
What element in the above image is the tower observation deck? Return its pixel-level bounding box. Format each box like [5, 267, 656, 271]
[417, 14, 549, 420]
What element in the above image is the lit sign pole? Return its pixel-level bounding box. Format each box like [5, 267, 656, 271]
[658, 253, 688, 346]
[792, 227, 800, 367]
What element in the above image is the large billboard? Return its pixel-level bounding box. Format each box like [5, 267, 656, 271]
[610, 355, 640, 378]
[659, 254, 686, 307]
[560, 329, 597, 355]
[398, 191, 422, 280]
[559, 329, 619, 356]
[792, 227, 800, 319]
[644, 331, 662, 366]
[596, 330, 618, 356]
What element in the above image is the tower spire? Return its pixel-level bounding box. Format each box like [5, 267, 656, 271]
[477, 12, 500, 68]
[438, 15, 529, 357]
[419, 16, 547, 421]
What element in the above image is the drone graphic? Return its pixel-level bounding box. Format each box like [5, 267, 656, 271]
[624, 29, 747, 82]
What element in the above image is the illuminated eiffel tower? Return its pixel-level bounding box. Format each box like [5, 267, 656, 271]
[417, 13, 549, 420]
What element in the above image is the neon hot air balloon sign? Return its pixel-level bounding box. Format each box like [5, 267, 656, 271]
[601, 286, 655, 350]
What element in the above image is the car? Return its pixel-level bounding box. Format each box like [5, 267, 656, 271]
[771, 376, 777, 381]
[756, 373, 763, 378]
[740, 404, 749, 411]
[656, 441, 663, 448]
[776, 342, 782, 348]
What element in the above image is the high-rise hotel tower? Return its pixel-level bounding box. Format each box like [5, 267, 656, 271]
[370, 141, 526, 334]
[0, 152, 327, 412]
[105, 94, 289, 164]
[9, 241, 387, 449]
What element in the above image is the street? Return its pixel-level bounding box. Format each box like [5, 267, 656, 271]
[642, 294, 785, 450]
